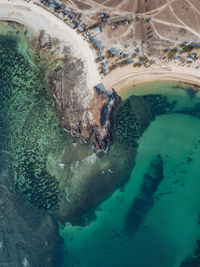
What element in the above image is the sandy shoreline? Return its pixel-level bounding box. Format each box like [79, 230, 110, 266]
[103, 63, 200, 94]
[0, 0, 101, 91]
[1, 0, 200, 96]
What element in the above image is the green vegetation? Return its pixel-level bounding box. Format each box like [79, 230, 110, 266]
[182, 45, 193, 53]
[133, 62, 142, 67]
[139, 56, 149, 63]
[167, 48, 178, 59]
[105, 49, 115, 59]
[118, 59, 128, 67]
[163, 48, 169, 53]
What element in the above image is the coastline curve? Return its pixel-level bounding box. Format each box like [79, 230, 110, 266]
[103, 64, 200, 94]
[0, 0, 101, 91]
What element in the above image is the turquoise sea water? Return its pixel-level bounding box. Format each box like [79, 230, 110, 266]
[1, 21, 200, 267]
[60, 83, 200, 267]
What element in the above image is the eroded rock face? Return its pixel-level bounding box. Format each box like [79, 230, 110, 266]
[0, 170, 62, 267]
[49, 60, 121, 150]
[89, 86, 121, 149]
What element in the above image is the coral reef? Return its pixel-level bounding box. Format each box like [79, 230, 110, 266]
[0, 169, 62, 267]
[113, 96, 152, 148]
[0, 36, 63, 211]
[113, 94, 176, 148]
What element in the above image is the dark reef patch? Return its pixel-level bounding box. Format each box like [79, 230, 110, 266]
[0, 168, 62, 267]
[113, 94, 175, 149]
[180, 238, 200, 266]
[0, 36, 64, 211]
[124, 154, 164, 235]
[176, 102, 200, 119]
[113, 95, 152, 148]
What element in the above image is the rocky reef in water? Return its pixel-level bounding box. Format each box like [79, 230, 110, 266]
[0, 21, 192, 267]
[113, 94, 175, 149]
[0, 26, 176, 223]
[180, 240, 200, 267]
[25, 31, 176, 224]
[0, 35, 65, 212]
[0, 169, 62, 267]
[55, 94, 175, 225]
[124, 154, 164, 235]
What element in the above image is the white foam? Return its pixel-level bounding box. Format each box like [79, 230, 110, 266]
[22, 258, 29, 267]
[58, 163, 65, 169]
[84, 153, 97, 164]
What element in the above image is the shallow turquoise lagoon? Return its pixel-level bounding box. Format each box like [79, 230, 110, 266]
[61, 82, 200, 267]
[1, 22, 200, 267]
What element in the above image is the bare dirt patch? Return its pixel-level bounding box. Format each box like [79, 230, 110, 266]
[123, 0, 138, 12]
[104, 0, 123, 8]
[145, 0, 167, 12]
[153, 21, 199, 43]
[189, 0, 200, 11]
[154, 6, 183, 25]
[91, 0, 107, 4]
[73, 0, 91, 10]
[171, 0, 200, 31]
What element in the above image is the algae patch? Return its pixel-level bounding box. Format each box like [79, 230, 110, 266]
[0, 35, 65, 210]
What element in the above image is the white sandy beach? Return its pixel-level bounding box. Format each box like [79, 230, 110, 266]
[0, 0, 101, 91]
[103, 62, 200, 93]
[1, 0, 200, 95]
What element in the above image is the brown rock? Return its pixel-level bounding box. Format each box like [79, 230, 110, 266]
[49, 60, 121, 151]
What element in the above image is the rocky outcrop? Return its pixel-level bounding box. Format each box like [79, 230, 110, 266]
[89, 86, 121, 149]
[49, 61, 121, 150]
[39, 30, 52, 49]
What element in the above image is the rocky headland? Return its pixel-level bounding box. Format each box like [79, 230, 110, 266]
[49, 57, 121, 151]
[37, 29, 178, 226]
[53, 93, 175, 225]
[1, 28, 175, 226]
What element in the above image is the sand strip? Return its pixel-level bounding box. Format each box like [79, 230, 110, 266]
[103, 63, 200, 94]
[1, 0, 200, 95]
[0, 0, 101, 91]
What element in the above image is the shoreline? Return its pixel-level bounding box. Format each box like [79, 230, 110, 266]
[1, 1, 200, 98]
[0, 0, 101, 91]
[102, 63, 200, 95]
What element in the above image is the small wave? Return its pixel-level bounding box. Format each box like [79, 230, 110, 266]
[83, 153, 98, 164]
